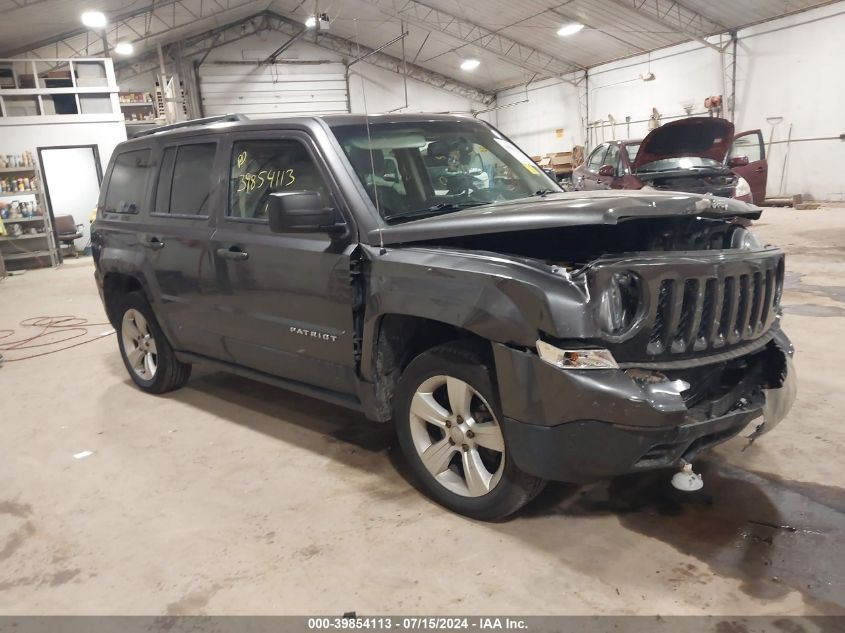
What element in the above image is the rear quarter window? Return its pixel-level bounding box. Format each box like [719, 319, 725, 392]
[103, 149, 154, 214]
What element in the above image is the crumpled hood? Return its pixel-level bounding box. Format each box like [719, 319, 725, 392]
[370, 189, 760, 246]
[632, 117, 735, 171]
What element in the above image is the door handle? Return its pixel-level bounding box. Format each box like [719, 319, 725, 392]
[755, 166, 766, 172]
[146, 237, 165, 250]
[216, 246, 249, 261]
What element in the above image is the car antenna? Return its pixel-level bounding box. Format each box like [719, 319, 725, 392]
[354, 19, 386, 255]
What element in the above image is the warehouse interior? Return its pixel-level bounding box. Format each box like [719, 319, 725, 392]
[1, 0, 844, 624]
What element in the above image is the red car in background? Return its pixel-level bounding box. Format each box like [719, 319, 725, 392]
[572, 117, 768, 204]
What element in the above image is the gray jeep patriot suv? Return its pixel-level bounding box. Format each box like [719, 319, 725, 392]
[92, 113, 796, 519]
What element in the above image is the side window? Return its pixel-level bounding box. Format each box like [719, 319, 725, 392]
[604, 144, 621, 174]
[228, 139, 329, 220]
[155, 143, 216, 216]
[731, 134, 763, 162]
[103, 149, 154, 214]
[587, 145, 607, 170]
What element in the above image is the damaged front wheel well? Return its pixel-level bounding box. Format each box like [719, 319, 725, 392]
[368, 315, 494, 421]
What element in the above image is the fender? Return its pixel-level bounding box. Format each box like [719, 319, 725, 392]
[357, 243, 593, 381]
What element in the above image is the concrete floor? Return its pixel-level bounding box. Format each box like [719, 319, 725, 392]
[1, 208, 844, 616]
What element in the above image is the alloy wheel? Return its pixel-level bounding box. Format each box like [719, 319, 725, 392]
[408, 375, 505, 497]
[121, 308, 158, 381]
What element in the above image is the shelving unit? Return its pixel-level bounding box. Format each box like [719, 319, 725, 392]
[119, 92, 158, 124]
[0, 159, 59, 269]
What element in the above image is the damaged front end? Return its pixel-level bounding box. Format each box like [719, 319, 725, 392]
[493, 329, 795, 483]
[479, 218, 796, 482]
[365, 191, 794, 483]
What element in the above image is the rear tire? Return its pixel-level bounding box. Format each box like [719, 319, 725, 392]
[394, 342, 546, 520]
[116, 291, 191, 394]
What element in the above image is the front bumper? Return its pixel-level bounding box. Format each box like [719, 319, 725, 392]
[492, 330, 795, 483]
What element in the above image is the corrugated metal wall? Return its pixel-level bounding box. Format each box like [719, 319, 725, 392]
[199, 62, 349, 118]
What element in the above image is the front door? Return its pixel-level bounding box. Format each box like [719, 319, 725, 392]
[730, 130, 768, 204]
[207, 131, 358, 395]
[579, 143, 609, 190]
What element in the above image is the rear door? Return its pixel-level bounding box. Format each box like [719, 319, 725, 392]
[207, 130, 358, 395]
[730, 130, 767, 204]
[144, 138, 227, 360]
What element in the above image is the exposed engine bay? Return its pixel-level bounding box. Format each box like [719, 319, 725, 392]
[414, 215, 758, 271]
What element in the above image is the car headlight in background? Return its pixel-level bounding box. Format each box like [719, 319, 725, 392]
[734, 176, 752, 199]
[598, 271, 641, 335]
[730, 226, 762, 250]
[536, 340, 618, 369]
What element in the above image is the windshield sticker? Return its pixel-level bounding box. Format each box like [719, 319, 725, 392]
[235, 169, 296, 193]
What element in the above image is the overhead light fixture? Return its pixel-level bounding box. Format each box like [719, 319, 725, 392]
[557, 22, 584, 36]
[460, 59, 480, 71]
[81, 10, 107, 28]
[305, 15, 317, 28]
[114, 41, 134, 55]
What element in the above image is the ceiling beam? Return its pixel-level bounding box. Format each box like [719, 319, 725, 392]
[358, 0, 584, 84]
[0, 0, 264, 58]
[613, 0, 730, 51]
[114, 12, 495, 105]
[0, 0, 53, 15]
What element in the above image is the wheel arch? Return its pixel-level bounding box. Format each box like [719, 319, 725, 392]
[102, 272, 146, 327]
[360, 313, 495, 422]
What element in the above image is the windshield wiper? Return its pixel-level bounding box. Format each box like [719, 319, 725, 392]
[387, 201, 487, 223]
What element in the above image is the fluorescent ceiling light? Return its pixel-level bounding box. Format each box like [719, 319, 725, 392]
[114, 41, 134, 55]
[81, 11, 107, 28]
[557, 22, 584, 36]
[460, 59, 480, 71]
[305, 15, 317, 28]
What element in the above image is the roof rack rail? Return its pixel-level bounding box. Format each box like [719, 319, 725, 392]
[133, 113, 249, 138]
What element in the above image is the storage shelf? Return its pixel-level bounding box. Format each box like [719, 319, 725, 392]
[120, 102, 154, 107]
[1, 216, 45, 223]
[0, 166, 36, 174]
[0, 233, 47, 241]
[3, 249, 52, 261]
[0, 190, 39, 198]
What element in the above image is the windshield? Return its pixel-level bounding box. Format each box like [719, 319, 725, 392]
[331, 120, 560, 223]
[637, 155, 723, 173]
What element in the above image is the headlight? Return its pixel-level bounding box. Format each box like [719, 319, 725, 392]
[730, 226, 762, 250]
[598, 272, 641, 335]
[536, 340, 618, 370]
[734, 176, 751, 199]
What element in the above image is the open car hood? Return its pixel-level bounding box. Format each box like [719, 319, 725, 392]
[632, 117, 735, 171]
[370, 190, 760, 246]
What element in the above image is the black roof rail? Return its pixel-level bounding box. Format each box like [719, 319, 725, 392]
[133, 113, 249, 138]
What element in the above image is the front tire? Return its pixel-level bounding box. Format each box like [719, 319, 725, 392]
[394, 343, 546, 520]
[116, 291, 191, 394]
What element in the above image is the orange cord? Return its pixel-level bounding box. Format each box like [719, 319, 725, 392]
[0, 315, 114, 362]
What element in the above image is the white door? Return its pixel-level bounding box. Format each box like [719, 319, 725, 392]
[39, 145, 102, 253]
[199, 62, 349, 118]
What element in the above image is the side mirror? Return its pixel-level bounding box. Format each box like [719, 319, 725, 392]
[542, 167, 558, 181]
[598, 164, 615, 177]
[729, 155, 749, 167]
[267, 191, 345, 238]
